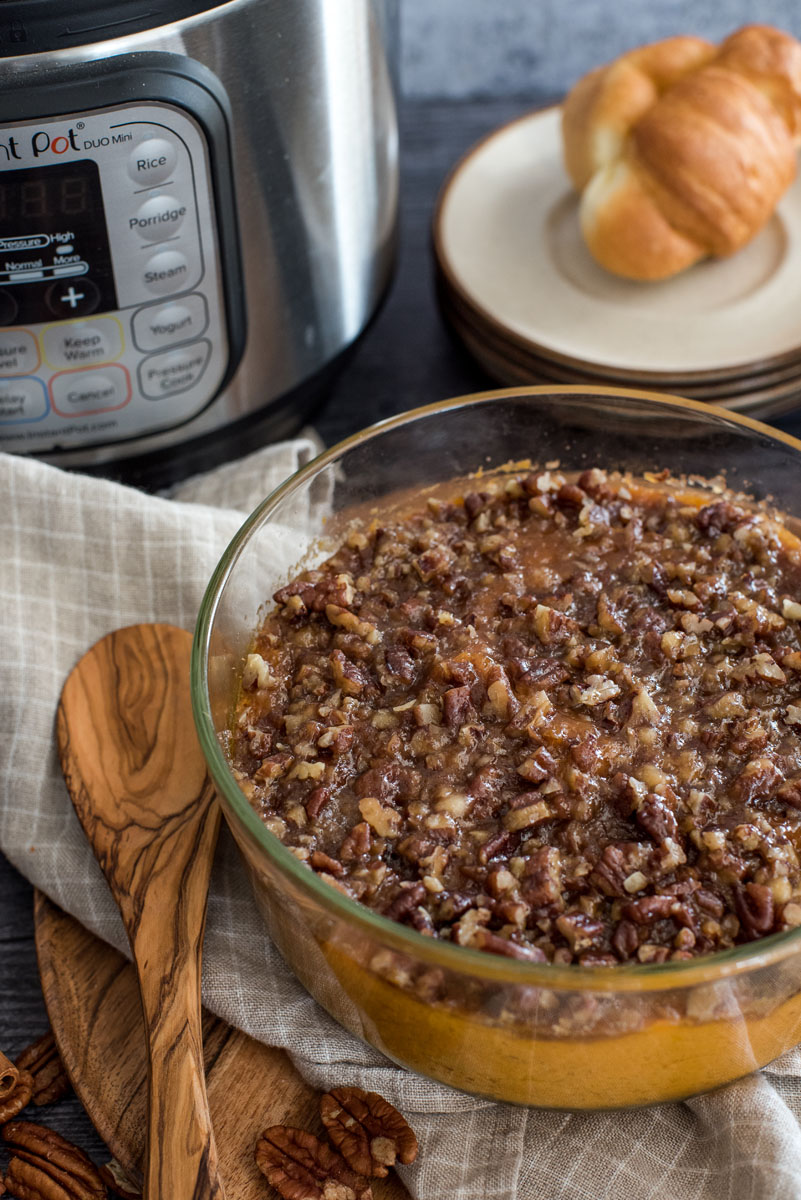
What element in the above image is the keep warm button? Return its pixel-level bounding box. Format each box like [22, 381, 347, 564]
[138, 339, 211, 399]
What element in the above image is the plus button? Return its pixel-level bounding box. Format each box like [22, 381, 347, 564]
[60, 286, 85, 309]
[45, 278, 100, 317]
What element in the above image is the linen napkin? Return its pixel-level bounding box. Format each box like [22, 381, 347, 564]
[3, 441, 801, 1200]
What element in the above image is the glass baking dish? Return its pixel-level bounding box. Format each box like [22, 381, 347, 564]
[191, 386, 801, 1109]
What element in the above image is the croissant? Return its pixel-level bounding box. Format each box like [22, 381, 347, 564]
[561, 25, 801, 280]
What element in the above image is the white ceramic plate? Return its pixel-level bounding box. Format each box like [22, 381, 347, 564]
[434, 106, 801, 378]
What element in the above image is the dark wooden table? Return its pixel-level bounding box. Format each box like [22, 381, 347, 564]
[4, 92, 801, 1168]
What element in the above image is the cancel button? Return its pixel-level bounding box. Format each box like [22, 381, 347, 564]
[138, 338, 211, 399]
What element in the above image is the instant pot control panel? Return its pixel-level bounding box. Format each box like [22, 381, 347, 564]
[0, 61, 245, 457]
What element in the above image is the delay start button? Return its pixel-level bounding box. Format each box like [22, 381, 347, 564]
[138, 339, 211, 399]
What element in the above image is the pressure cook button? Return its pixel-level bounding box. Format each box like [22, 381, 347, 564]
[50, 365, 130, 415]
[131, 294, 208, 352]
[128, 138, 177, 187]
[42, 318, 123, 369]
[143, 250, 191, 296]
[0, 377, 47, 424]
[0, 329, 39, 376]
[138, 339, 211, 399]
[46, 279, 100, 317]
[130, 194, 187, 242]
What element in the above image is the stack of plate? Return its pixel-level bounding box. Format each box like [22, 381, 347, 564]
[433, 105, 801, 419]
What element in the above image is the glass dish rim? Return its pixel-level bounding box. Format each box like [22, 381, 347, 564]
[192, 383, 801, 994]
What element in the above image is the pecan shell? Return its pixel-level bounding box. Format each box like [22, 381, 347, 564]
[255, 1125, 372, 1200]
[0, 1073, 33, 1124]
[15, 1033, 71, 1107]
[320, 1087, 418, 1178]
[1, 1120, 106, 1200]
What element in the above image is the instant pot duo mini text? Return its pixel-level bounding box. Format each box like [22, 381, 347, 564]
[0, 0, 399, 484]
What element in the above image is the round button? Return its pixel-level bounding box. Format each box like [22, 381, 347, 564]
[45, 279, 100, 317]
[142, 250, 190, 296]
[0, 290, 18, 326]
[130, 194, 187, 242]
[128, 138, 177, 187]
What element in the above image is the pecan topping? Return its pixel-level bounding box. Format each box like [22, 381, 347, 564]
[1, 1121, 106, 1200]
[0, 1072, 33, 1124]
[320, 1087, 418, 1178]
[255, 1126, 372, 1200]
[15, 1032, 71, 1107]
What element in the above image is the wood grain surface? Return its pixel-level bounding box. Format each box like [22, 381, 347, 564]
[56, 624, 224, 1200]
[34, 891, 411, 1198]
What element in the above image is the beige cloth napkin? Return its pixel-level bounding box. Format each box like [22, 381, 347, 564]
[3, 442, 801, 1200]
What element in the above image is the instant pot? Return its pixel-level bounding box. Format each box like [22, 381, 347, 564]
[0, 0, 399, 485]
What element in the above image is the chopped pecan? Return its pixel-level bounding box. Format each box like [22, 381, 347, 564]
[339, 823, 372, 863]
[778, 778, 801, 811]
[1, 1121, 106, 1200]
[555, 913, 605, 952]
[0, 1072, 33, 1124]
[734, 883, 775, 939]
[320, 1087, 418, 1178]
[635, 794, 678, 844]
[442, 685, 475, 729]
[621, 895, 674, 925]
[255, 1126, 372, 1200]
[15, 1032, 71, 1108]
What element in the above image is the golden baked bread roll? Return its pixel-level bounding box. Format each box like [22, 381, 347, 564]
[562, 25, 801, 280]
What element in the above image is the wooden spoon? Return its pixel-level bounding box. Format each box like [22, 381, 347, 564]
[56, 623, 224, 1200]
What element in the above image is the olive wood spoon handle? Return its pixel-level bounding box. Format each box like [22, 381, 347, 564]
[56, 623, 224, 1200]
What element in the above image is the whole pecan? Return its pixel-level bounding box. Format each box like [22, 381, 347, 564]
[15, 1032, 71, 1107]
[255, 1126, 372, 1200]
[320, 1087, 418, 1178]
[1, 1120, 106, 1199]
[0, 1072, 33, 1124]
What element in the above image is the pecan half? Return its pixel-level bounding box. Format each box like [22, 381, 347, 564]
[255, 1126, 372, 1200]
[15, 1033, 71, 1107]
[320, 1087, 418, 1178]
[0, 1072, 33, 1124]
[1, 1120, 106, 1199]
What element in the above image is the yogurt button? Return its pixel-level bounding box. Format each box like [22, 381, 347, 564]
[130, 194, 187, 242]
[128, 138, 177, 186]
[131, 294, 208, 351]
[142, 250, 191, 296]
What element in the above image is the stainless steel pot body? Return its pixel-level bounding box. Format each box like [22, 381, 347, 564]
[0, 0, 398, 479]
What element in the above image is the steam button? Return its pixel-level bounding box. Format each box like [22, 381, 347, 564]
[128, 138, 177, 187]
[142, 250, 192, 296]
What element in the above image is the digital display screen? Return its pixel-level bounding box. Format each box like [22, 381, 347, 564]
[0, 160, 117, 326]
